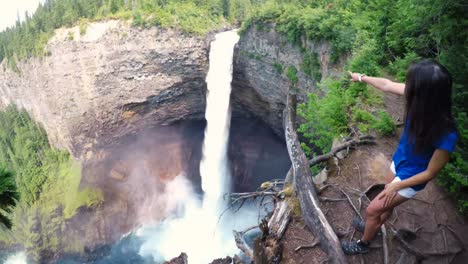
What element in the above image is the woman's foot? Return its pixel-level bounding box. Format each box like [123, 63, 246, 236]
[342, 239, 370, 255]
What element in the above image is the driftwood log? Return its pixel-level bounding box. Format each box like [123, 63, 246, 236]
[284, 93, 348, 264]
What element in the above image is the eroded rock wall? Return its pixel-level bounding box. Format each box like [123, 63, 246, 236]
[232, 25, 339, 136]
[0, 20, 209, 159]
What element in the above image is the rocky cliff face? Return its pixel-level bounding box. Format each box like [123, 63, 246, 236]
[232, 25, 339, 136]
[0, 21, 338, 159]
[0, 20, 209, 159]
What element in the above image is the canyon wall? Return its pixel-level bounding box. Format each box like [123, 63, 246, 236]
[232, 24, 339, 136]
[0, 20, 209, 159]
[0, 21, 339, 158]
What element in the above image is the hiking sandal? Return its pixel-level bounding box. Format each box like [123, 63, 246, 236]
[342, 240, 370, 255]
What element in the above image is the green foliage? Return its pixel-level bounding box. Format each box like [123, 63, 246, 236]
[298, 79, 348, 155]
[0, 106, 102, 258]
[372, 111, 396, 136]
[301, 52, 321, 81]
[438, 151, 468, 214]
[0, 0, 265, 69]
[79, 20, 88, 36]
[240, 50, 265, 61]
[388, 52, 421, 82]
[0, 167, 19, 229]
[272, 62, 282, 74]
[438, 111, 468, 214]
[67, 31, 74, 40]
[241, 1, 356, 59]
[286, 65, 298, 86]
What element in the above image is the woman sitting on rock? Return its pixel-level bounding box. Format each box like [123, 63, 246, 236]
[343, 59, 458, 254]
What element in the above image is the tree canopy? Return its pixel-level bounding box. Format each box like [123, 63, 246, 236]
[0, 167, 18, 229]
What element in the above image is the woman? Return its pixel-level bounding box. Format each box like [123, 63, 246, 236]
[342, 59, 458, 254]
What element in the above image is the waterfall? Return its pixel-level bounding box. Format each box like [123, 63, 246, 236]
[4, 252, 27, 264]
[138, 30, 258, 263]
[200, 29, 238, 221]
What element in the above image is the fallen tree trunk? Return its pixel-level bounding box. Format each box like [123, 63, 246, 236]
[284, 93, 348, 264]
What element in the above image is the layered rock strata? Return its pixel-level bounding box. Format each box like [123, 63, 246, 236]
[232, 25, 339, 136]
[0, 20, 209, 159]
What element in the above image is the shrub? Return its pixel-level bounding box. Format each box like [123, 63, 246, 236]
[273, 62, 283, 74]
[438, 112, 468, 214]
[301, 52, 321, 81]
[67, 31, 74, 41]
[79, 20, 88, 36]
[372, 111, 396, 136]
[286, 65, 298, 86]
[388, 52, 421, 82]
[298, 78, 347, 156]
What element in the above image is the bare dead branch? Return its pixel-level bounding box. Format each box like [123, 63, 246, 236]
[340, 188, 363, 221]
[295, 238, 320, 252]
[233, 230, 253, 261]
[381, 225, 389, 264]
[319, 197, 347, 202]
[308, 136, 376, 166]
[239, 225, 259, 236]
[318, 184, 331, 194]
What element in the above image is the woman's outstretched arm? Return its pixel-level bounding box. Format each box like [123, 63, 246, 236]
[348, 71, 405, 96]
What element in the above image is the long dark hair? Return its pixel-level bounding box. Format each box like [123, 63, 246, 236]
[405, 59, 455, 153]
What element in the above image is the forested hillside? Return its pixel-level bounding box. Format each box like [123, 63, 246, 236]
[0, 106, 102, 260]
[0, 0, 255, 71]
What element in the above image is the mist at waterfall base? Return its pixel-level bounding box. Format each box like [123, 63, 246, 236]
[3, 31, 291, 264]
[137, 30, 254, 263]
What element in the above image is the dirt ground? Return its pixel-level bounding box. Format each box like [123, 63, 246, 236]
[280, 93, 468, 263]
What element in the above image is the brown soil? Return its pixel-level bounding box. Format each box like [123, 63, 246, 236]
[280, 93, 468, 263]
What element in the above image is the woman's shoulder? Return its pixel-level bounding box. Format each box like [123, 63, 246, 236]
[434, 128, 458, 152]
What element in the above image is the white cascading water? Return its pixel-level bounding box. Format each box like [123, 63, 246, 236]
[200, 29, 237, 223]
[138, 30, 257, 263]
[4, 251, 27, 264]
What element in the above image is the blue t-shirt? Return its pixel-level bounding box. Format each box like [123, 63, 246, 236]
[392, 125, 457, 191]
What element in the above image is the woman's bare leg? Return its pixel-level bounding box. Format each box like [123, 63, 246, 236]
[361, 193, 408, 242]
[377, 167, 398, 224]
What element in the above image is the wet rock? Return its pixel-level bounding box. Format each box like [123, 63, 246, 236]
[210, 256, 233, 264]
[313, 168, 328, 185]
[165, 253, 188, 264]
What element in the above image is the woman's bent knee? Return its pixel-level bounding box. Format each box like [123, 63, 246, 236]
[366, 203, 382, 218]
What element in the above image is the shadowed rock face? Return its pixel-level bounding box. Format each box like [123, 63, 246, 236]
[232, 24, 339, 137]
[0, 20, 209, 159]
